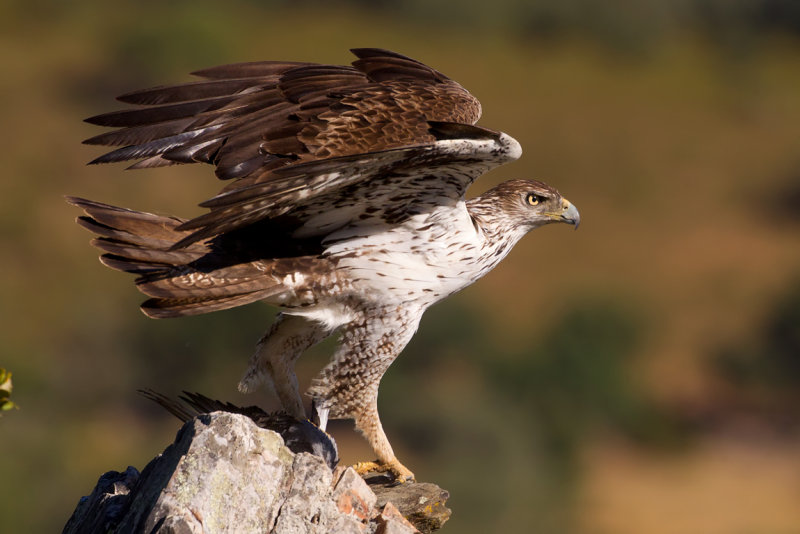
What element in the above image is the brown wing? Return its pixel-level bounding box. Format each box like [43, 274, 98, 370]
[85, 48, 481, 185]
[84, 48, 483, 246]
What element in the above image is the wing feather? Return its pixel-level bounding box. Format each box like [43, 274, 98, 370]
[169, 125, 521, 248]
[84, 48, 481, 176]
[190, 61, 313, 80]
[83, 49, 498, 249]
[85, 96, 239, 127]
[117, 78, 275, 106]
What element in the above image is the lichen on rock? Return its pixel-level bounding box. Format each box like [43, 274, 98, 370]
[63, 411, 450, 533]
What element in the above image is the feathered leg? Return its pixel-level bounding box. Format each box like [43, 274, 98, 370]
[239, 312, 331, 419]
[309, 307, 422, 482]
[350, 383, 416, 482]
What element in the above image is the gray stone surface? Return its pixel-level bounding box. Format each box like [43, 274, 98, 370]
[370, 478, 452, 533]
[63, 412, 450, 533]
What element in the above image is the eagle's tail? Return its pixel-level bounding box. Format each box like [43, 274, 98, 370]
[67, 197, 285, 318]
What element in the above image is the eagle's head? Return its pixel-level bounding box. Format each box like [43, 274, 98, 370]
[469, 179, 580, 234]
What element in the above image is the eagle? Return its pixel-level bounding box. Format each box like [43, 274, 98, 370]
[70, 48, 580, 482]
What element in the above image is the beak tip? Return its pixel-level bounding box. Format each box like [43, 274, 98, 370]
[562, 201, 580, 230]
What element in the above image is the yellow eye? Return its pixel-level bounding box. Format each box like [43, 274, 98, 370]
[526, 193, 543, 206]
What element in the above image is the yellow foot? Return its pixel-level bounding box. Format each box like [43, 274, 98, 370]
[353, 459, 415, 483]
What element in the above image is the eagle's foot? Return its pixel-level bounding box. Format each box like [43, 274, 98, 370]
[353, 459, 415, 483]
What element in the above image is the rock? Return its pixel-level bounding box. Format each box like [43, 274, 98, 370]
[368, 476, 452, 534]
[139, 390, 339, 470]
[62, 466, 140, 534]
[332, 468, 377, 522]
[374, 502, 420, 534]
[63, 412, 450, 533]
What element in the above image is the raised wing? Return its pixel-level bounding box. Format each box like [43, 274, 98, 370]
[85, 48, 481, 183]
[84, 49, 496, 247]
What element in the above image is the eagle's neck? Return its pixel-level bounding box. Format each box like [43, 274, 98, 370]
[466, 195, 531, 274]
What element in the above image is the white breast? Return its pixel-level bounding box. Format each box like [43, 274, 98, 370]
[324, 200, 488, 306]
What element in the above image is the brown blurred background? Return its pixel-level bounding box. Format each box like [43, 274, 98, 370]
[1, 1, 799, 532]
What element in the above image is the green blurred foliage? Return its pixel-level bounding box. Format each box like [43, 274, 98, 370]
[0, 369, 17, 413]
[1, 0, 799, 532]
[382, 299, 689, 531]
[715, 279, 800, 394]
[289, 0, 800, 55]
[492, 301, 685, 457]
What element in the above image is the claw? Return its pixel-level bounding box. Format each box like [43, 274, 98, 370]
[353, 459, 415, 483]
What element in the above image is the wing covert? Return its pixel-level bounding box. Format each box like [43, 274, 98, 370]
[170, 123, 521, 248]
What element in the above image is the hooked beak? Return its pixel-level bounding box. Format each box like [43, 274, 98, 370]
[554, 199, 580, 229]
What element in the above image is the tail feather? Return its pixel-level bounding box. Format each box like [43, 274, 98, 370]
[68, 196, 284, 317]
[77, 216, 179, 250]
[68, 197, 190, 241]
[91, 237, 205, 269]
[141, 290, 278, 318]
[100, 254, 167, 275]
[136, 261, 279, 298]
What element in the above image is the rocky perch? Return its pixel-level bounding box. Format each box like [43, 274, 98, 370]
[63, 412, 451, 533]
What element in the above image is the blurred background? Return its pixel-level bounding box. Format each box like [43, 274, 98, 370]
[1, 0, 799, 532]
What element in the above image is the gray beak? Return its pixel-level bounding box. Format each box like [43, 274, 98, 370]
[561, 200, 580, 229]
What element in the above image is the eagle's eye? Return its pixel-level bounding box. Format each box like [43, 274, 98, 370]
[526, 193, 545, 206]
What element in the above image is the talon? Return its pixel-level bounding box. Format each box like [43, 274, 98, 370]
[353, 459, 415, 483]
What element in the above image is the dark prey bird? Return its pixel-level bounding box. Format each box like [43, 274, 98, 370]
[70, 48, 580, 482]
[139, 389, 339, 470]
